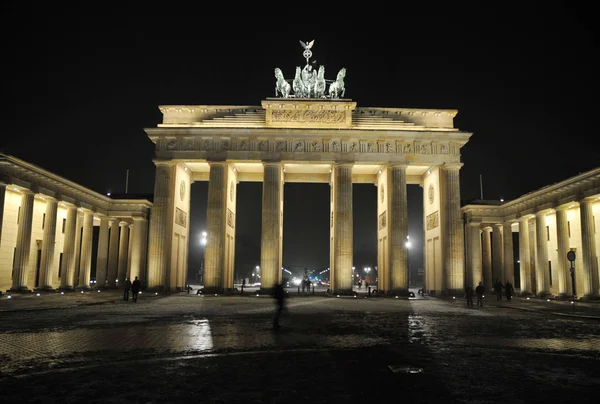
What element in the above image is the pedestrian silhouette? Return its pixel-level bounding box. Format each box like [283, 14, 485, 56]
[123, 278, 131, 301]
[475, 281, 485, 307]
[131, 276, 141, 303]
[505, 281, 514, 301]
[465, 285, 474, 307]
[273, 283, 285, 329]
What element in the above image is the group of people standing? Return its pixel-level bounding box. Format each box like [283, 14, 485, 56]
[123, 276, 141, 302]
[465, 279, 514, 307]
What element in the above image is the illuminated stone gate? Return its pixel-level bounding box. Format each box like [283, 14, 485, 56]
[145, 98, 472, 295]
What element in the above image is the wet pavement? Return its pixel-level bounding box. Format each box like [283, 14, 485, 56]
[1, 288, 599, 403]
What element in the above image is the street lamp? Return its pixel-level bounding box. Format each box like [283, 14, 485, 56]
[406, 236, 412, 288]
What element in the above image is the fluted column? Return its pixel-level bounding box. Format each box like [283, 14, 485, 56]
[69, 212, 83, 287]
[95, 216, 110, 288]
[38, 197, 58, 290]
[389, 165, 408, 294]
[518, 216, 532, 295]
[204, 162, 227, 293]
[466, 223, 482, 289]
[129, 217, 148, 284]
[580, 199, 599, 298]
[10, 190, 34, 292]
[492, 223, 504, 284]
[442, 164, 464, 295]
[481, 227, 492, 291]
[106, 219, 120, 288]
[147, 162, 174, 290]
[60, 206, 77, 290]
[77, 210, 94, 289]
[555, 207, 570, 296]
[502, 222, 515, 285]
[117, 221, 130, 286]
[260, 162, 283, 291]
[331, 163, 353, 294]
[0, 182, 6, 244]
[535, 211, 551, 296]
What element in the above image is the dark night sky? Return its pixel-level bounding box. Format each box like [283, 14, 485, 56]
[3, 3, 599, 280]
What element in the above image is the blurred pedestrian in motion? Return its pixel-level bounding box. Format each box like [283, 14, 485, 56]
[273, 283, 285, 329]
[123, 278, 131, 302]
[476, 281, 485, 307]
[465, 285, 474, 307]
[505, 281, 514, 301]
[494, 279, 504, 301]
[131, 276, 141, 303]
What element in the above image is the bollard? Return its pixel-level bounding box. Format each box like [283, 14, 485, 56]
[368, 286, 371, 296]
[312, 285, 315, 295]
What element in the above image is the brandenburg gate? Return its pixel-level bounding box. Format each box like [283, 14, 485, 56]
[144, 41, 472, 296]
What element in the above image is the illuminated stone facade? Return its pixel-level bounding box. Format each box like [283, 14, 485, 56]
[462, 169, 600, 299]
[0, 154, 151, 292]
[146, 98, 472, 295]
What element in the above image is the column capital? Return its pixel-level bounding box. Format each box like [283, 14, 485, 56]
[207, 161, 228, 168]
[154, 160, 175, 168]
[493, 222, 504, 229]
[580, 196, 599, 204]
[333, 162, 354, 169]
[388, 163, 408, 170]
[262, 161, 283, 168]
[441, 163, 463, 171]
[37, 194, 57, 202]
[482, 226, 493, 232]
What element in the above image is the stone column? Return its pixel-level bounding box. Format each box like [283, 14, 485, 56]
[95, 216, 110, 288]
[466, 223, 482, 289]
[492, 223, 504, 284]
[60, 206, 77, 290]
[77, 210, 94, 289]
[260, 162, 283, 292]
[580, 199, 599, 298]
[481, 227, 492, 291]
[331, 163, 353, 294]
[10, 190, 34, 292]
[106, 219, 120, 288]
[204, 162, 228, 293]
[38, 197, 58, 290]
[129, 217, 148, 284]
[442, 164, 465, 295]
[535, 211, 551, 296]
[518, 216, 532, 295]
[555, 207, 570, 296]
[147, 162, 174, 290]
[0, 182, 6, 243]
[69, 212, 83, 287]
[389, 165, 408, 294]
[528, 219, 537, 294]
[117, 221, 130, 286]
[502, 222, 515, 285]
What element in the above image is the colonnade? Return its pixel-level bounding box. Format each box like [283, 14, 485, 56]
[465, 197, 599, 299]
[0, 182, 149, 293]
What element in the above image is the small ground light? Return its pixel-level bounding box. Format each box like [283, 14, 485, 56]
[80, 291, 84, 294]
[98, 290, 101, 292]
[214, 294, 217, 296]
[155, 292, 158, 295]
[256, 294, 259, 296]
[452, 296, 455, 299]
[139, 292, 142, 295]
[571, 301, 575, 304]
[36, 293, 40, 296]
[547, 299, 550, 302]
[337, 295, 340, 297]
[61, 292, 64, 295]
[395, 296, 399, 299]
[7, 295, 11, 299]
[527, 297, 530, 300]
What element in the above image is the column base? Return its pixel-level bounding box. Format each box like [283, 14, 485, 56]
[581, 294, 600, 301]
[536, 291, 553, 299]
[329, 289, 357, 297]
[58, 286, 76, 292]
[34, 286, 56, 293]
[75, 286, 91, 291]
[8, 286, 31, 293]
[519, 291, 534, 297]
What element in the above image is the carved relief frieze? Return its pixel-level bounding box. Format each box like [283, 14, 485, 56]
[271, 109, 346, 123]
[440, 143, 449, 154]
[220, 138, 231, 150]
[426, 211, 439, 230]
[293, 141, 305, 152]
[276, 140, 287, 152]
[379, 211, 387, 230]
[182, 139, 195, 151]
[166, 139, 178, 151]
[309, 141, 323, 152]
[384, 142, 394, 153]
[367, 142, 376, 153]
[330, 140, 341, 152]
[403, 142, 413, 154]
[175, 207, 187, 228]
[227, 209, 235, 228]
[238, 139, 249, 151]
[201, 139, 214, 151]
[258, 140, 269, 151]
[348, 141, 359, 153]
[420, 143, 431, 154]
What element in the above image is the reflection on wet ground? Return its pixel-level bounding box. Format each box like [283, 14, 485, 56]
[1, 295, 600, 402]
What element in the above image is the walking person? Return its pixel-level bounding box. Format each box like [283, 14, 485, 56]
[272, 283, 286, 330]
[123, 278, 132, 302]
[475, 281, 485, 307]
[505, 281, 514, 301]
[495, 279, 503, 301]
[131, 276, 141, 303]
[465, 285, 474, 307]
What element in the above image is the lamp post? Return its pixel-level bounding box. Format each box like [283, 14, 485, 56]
[406, 235, 412, 288]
